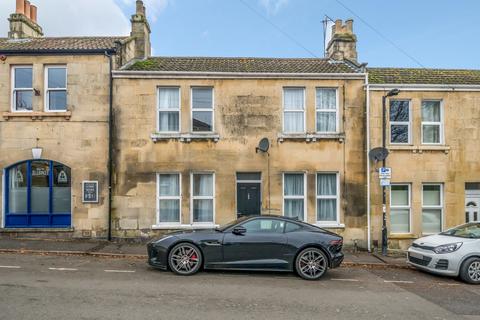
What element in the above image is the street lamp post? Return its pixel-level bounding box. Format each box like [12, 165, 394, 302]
[381, 89, 400, 256]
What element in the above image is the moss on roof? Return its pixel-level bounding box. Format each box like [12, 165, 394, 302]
[368, 67, 480, 85]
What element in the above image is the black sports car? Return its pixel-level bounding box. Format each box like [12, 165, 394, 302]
[147, 215, 344, 280]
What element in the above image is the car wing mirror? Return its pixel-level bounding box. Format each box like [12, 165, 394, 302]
[232, 226, 246, 236]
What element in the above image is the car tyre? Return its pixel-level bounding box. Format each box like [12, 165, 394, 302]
[459, 257, 480, 284]
[295, 247, 328, 281]
[168, 243, 203, 276]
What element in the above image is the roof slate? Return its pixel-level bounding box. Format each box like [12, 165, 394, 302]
[125, 57, 360, 74]
[0, 37, 127, 52]
[368, 67, 480, 85]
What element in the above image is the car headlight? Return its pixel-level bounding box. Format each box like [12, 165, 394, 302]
[433, 242, 463, 254]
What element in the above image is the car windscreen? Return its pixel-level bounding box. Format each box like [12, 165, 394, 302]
[440, 223, 480, 239]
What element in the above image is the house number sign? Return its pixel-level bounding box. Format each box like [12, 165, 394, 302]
[82, 181, 99, 203]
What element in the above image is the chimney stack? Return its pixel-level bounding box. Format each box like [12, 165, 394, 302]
[8, 0, 43, 39]
[130, 0, 151, 59]
[326, 19, 358, 63]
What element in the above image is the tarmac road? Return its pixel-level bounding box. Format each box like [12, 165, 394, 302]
[0, 253, 479, 320]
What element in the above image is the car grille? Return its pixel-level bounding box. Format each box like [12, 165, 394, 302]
[411, 243, 435, 251]
[408, 253, 432, 266]
[435, 259, 449, 270]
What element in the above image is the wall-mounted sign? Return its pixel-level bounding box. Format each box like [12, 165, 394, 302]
[380, 179, 391, 187]
[82, 181, 99, 203]
[379, 167, 392, 179]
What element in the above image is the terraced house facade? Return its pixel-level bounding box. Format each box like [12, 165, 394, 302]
[1, 0, 479, 250]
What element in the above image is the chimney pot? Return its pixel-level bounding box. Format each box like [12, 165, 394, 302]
[16, 0, 25, 14]
[345, 19, 353, 32]
[136, 0, 144, 15]
[30, 5, 37, 22]
[24, 0, 31, 19]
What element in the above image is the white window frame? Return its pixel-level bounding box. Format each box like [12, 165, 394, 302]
[282, 87, 306, 134]
[11, 65, 33, 112]
[315, 172, 340, 225]
[421, 183, 444, 234]
[389, 183, 411, 234]
[421, 100, 444, 145]
[156, 173, 182, 226]
[389, 99, 411, 145]
[315, 88, 339, 133]
[157, 86, 181, 133]
[44, 65, 67, 112]
[282, 172, 307, 222]
[190, 172, 215, 225]
[191, 87, 214, 133]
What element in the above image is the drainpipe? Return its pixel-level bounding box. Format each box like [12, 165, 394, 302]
[105, 51, 114, 241]
[365, 73, 371, 252]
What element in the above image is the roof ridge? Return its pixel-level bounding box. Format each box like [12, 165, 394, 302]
[148, 56, 330, 61]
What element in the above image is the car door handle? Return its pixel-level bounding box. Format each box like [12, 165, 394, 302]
[204, 241, 221, 246]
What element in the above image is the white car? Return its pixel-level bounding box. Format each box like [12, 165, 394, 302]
[407, 223, 480, 284]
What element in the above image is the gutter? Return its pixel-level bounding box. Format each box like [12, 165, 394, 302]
[112, 70, 367, 80]
[105, 51, 114, 241]
[365, 74, 371, 252]
[369, 83, 480, 92]
[0, 48, 117, 56]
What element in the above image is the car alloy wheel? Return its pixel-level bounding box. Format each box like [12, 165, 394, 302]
[168, 243, 202, 276]
[296, 248, 328, 280]
[467, 261, 480, 282]
[460, 257, 480, 284]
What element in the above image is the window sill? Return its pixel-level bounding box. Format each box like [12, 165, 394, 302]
[151, 133, 220, 143]
[278, 133, 345, 143]
[388, 233, 417, 239]
[314, 223, 345, 229]
[0, 228, 74, 233]
[388, 145, 450, 154]
[3, 111, 72, 121]
[151, 224, 219, 230]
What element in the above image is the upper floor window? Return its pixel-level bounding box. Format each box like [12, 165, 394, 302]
[158, 87, 180, 132]
[45, 66, 67, 111]
[12, 66, 33, 112]
[421, 100, 443, 144]
[192, 87, 214, 132]
[389, 100, 411, 144]
[316, 88, 338, 133]
[283, 88, 305, 133]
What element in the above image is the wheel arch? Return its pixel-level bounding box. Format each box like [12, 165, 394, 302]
[293, 244, 331, 268]
[166, 240, 205, 270]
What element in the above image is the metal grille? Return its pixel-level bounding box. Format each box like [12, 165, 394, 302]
[408, 253, 432, 266]
[435, 259, 449, 270]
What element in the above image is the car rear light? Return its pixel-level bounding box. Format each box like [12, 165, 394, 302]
[329, 239, 343, 246]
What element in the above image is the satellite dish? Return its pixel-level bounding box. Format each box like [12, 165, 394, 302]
[256, 138, 270, 153]
[369, 147, 389, 162]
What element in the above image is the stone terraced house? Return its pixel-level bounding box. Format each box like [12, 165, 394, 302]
[1, 0, 479, 251]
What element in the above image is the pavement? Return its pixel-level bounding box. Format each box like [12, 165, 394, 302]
[0, 252, 479, 320]
[0, 237, 409, 267]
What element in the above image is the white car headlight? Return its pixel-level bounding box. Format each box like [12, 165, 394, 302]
[433, 242, 463, 254]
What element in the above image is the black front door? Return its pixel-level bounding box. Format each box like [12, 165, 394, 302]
[237, 183, 261, 216]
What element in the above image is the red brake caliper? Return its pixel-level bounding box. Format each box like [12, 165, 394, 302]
[190, 253, 198, 261]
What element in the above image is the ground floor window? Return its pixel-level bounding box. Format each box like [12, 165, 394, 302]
[390, 184, 411, 233]
[191, 173, 214, 223]
[316, 173, 339, 224]
[157, 173, 181, 224]
[5, 160, 71, 228]
[283, 173, 305, 221]
[422, 184, 443, 234]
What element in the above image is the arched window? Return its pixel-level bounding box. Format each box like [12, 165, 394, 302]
[5, 160, 71, 228]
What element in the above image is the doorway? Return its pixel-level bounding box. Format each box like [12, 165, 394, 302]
[465, 183, 480, 223]
[236, 173, 261, 216]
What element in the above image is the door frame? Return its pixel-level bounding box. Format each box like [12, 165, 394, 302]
[235, 172, 262, 216]
[465, 189, 480, 223]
